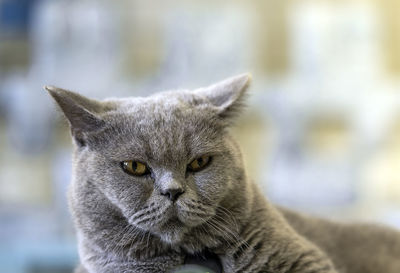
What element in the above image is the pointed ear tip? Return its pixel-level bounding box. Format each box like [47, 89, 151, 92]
[43, 85, 59, 96]
[240, 72, 252, 83]
[233, 73, 252, 91]
[232, 73, 252, 86]
[44, 85, 53, 91]
[44, 86, 69, 100]
[246, 73, 253, 82]
[244, 73, 252, 87]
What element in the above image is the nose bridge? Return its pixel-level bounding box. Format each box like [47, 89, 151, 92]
[158, 170, 185, 192]
[157, 170, 186, 202]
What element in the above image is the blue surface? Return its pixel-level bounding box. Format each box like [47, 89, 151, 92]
[0, 239, 78, 273]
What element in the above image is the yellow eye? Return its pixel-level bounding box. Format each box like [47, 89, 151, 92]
[187, 155, 211, 172]
[121, 161, 149, 176]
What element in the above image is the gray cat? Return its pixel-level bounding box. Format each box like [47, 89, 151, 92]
[46, 74, 400, 273]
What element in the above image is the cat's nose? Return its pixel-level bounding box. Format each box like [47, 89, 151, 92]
[160, 188, 185, 202]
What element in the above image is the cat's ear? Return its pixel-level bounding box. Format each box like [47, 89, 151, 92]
[45, 86, 106, 147]
[197, 73, 252, 120]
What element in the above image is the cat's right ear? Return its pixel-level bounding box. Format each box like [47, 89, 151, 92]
[45, 86, 106, 147]
[196, 73, 252, 121]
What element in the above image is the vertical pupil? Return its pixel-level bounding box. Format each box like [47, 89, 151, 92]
[131, 161, 138, 171]
[197, 157, 203, 166]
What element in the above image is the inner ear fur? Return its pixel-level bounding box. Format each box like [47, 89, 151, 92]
[195, 73, 252, 120]
[45, 86, 106, 147]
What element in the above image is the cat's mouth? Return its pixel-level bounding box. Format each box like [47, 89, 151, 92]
[130, 201, 212, 245]
[164, 217, 183, 228]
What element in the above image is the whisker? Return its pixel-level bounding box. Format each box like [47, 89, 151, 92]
[205, 220, 236, 250]
[209, 215, 253, 258]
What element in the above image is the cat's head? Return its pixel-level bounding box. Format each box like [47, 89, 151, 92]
[47, 74, 251, 245]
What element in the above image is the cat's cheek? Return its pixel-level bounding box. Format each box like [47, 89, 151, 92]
[98, 173, 154, 222]
[195, 173, 227, 203]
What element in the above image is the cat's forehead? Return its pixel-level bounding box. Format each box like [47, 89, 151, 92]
[108, 90, 214, 127]
[100, 91, 223, 162]
[116, 90, 207, 112]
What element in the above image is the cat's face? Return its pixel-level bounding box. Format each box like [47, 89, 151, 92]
[77, 93, 239, 244]
[47, 74, 251, 245]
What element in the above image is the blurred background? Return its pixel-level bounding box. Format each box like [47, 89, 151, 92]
[1, 0, 400, 272]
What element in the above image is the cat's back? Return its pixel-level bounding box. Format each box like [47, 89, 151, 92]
[278, 207, 400, 273]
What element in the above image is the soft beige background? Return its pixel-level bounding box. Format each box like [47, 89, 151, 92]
[0, 0, 399, 272]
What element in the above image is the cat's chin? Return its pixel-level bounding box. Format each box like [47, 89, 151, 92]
[158, 218, 188, 245]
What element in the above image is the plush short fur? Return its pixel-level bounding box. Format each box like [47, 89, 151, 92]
[47, 74, 400, 273]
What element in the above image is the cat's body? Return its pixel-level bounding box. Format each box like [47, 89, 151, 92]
[280, 208, 400, 273]
[46, 74, 400, 273]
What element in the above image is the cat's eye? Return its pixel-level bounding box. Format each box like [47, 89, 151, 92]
[187, 155, 211, 172]
[121, 161, 150, 176]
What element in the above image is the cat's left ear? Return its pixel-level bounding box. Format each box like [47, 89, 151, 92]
[196, 73, 252, 120]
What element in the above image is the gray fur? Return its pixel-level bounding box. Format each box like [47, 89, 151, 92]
[46, 74, 400, 273]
